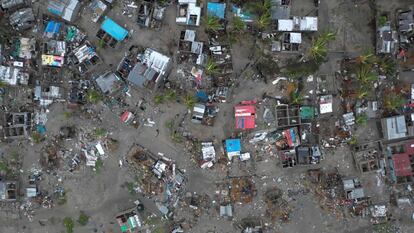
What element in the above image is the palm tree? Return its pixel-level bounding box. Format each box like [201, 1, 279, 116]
[356, 86, 369, 99]
[356, 64, 377, 85]
[356, 114, 368, 125]
[384, 92, 405, 112]
[184, 94, 197, 109]
[87, 90, 102, 104]
[205, 57, 219, 75]
[309, 38, 328, 61]
[245, 1, 269, 16]
[319, 31, 336, 41]
[256, 12, 272, 30]
[355, 51, 375, 64]
[0, 80, 7, 88]
[231, 16, 246, 33]
[204, 15, 221, 33]
[290, 91, 303, 105]
[154, 94, 165, 105]
[377, 56, 396, 76]
[164, 89, 177, 102]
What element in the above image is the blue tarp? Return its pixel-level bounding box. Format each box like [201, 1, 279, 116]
[225, 139, 241, 153]
[207, 2, 226, 19]
[232, 6, 253, 22]
[196, 91, 208, 102]
[37, 125, 46, 134]
[101, 17, 128, 41]
[45, 21, 61, 34]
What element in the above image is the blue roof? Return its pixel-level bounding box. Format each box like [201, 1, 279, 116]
[101, 17, 128, 41]
[207, 2, 226, 19]
[225, 139, 241, 153]
[45, 21, 61, 34]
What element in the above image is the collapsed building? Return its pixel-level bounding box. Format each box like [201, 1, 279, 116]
[0, 112, 32, 139]
[127, 48, 172, 89]
[126, 144, 186, 217]
[0, 65, 29, 85]
[9, 8, 35, 31]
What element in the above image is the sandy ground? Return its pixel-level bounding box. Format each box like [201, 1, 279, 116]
[2, 0, 414, 233]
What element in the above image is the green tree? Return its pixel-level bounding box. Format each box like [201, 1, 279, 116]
[356, 51, 375, 64]
[256, 12, 272, 30]
[356, 64, 377, 85]
[77, 212, 89, 226]
[94, 158, 104, 173]
[63, 217, 74, 233]
[245, 0, 271, 16]
[31, 132, 43, 144]
[184, 94, 197, 109]
[0, 80, 7, 88]
[309, 39, 328, 61]
[384, 93, 405, 112]
[356, 86, 369, 99]
[377, 56, 396, 76]
[205, 57, 219, 75]
[356, 114, 368, 125]
[93, 128, 107, 137]
[164, 89, 177, 102]
[290, 92, 304, 105]
[86, 90, 102, 104]
[348, 136, 358, 146]
[319, 31, 336, 41]
[231, 16, 246, 33]
[204, 15, 221, 33]
[154, 94, 165, 105]
[378, 15, 388, 27]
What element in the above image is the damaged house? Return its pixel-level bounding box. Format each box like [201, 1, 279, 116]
[115, 207, 143, 233]
[271, 0, 291, 20]
[127, 48, 171, 89]
[95, 72, 125, 96]
[11, 37, 36, 61]
[271, 32, 302, 52]
[67, 42, 100, 74]
[89, 0, 107, 23]
[385, 140, 414, 184]
[199, 142, 216, 169]
[235, 103, 256, 130]
[9, 8, 35, 31]
[1, 0, 25, 10]
[0, 180, 17, 201]
[97, 17, 128, 47]
[1, 112, 32, 139]
[0, 65, 29, 85]
[376, 21, 397, 54]
[277, 16, 318, 32]
[47, 0, 80, 22]
[352, 141, 383, 173]
[41, 40, 66, 67]
[381, 115, 414, 141]
[275, 104, 300, 128]
[177, 29, 204, 65]
[176, 0, 201, 26]
[34, 85, 62, 106]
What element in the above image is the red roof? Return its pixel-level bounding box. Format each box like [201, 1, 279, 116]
[393, 153, 413, 177]
[120, 111, 132, 123]
[235, 105, 256, 129]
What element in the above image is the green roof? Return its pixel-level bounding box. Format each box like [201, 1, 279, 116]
[300, 106, 315, 120]
[120, 224, 128, 232]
